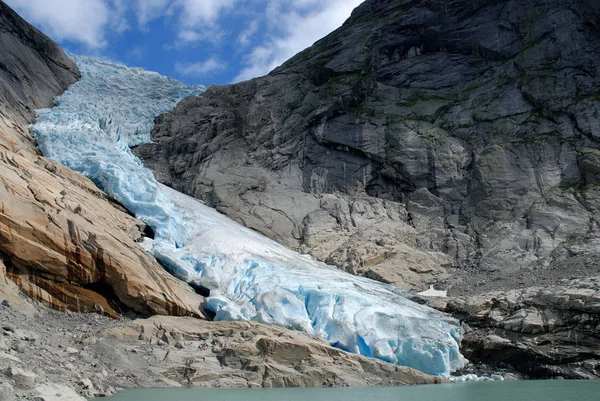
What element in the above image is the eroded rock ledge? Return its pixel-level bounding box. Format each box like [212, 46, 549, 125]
[0, 303, 441, 400]
[438, 277, 600, 379]
[107, 315, 442, 388]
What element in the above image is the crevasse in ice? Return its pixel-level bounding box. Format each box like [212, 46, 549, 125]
[32, 56, 466, 377]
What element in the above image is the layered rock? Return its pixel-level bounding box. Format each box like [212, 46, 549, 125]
[0, 259, 35, 317]
[0, 0, 202, 318]
[0, 306, 440, 400]
[106, 315, 442, 388]
[137, 0, 600, 292]
[440, 277, 600, 378]
[0, 149, 203, 317]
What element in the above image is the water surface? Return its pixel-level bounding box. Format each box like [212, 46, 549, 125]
[107, 381, 600, 401]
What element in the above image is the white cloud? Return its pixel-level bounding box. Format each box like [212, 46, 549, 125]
[134, 0, 238, 45]
[175, 0, 237, 27]
[238, 19, 260, 46]
[135, 0, 170, 27]
[132, 1, 366, 81]
[6, 0, 366, 83]
[233, 0, 365, 82]
[177, 29, 203, 43]
[175, 57, 225, 77]
[4, 0, 127, 49]
[110, 0, 129, 33]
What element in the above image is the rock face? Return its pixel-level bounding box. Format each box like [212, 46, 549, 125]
[0, 0, 203, 318]
[0, 0, 79, 152]
[137, 0, 600, 292]
[0, 260, 35, 317]
[106, 315, 442, 388]
[0, 149, 203, 318]
[442, 277, 600, 379]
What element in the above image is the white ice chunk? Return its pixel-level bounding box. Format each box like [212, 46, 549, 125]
[417, 285, 448, 298]
[451, 374, 505, 382]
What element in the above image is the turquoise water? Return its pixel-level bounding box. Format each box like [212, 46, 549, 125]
[107, 381, 600, 401]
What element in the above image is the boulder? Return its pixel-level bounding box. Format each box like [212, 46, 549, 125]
[32, 383, 85, 401]
[3, 367, 37, 390]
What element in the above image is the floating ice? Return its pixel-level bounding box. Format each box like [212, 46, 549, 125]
[32, 57, 466, 377]
[450, 374, 505, 382]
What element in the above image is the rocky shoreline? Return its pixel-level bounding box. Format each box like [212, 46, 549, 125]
[0, 296, 443, 400]
[3, 273, 599, 400]
[434, 277, 600, 380]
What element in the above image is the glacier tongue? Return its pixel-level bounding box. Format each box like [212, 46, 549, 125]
[153, 184, 465, 376]
[32, 56, 466, 377]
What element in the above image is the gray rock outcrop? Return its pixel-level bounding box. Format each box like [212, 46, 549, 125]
[440, 276, 600, 379]
[136, 0, 600, 293]
[0, 0, 80, 151]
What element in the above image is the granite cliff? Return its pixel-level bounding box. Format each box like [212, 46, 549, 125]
[137, 0, 600, 294]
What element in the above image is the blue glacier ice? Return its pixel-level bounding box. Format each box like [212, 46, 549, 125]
[32, 56, 466, 377]
[33, 56, 206, 246]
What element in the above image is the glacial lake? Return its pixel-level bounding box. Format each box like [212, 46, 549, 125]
[107, 380, 600, 401]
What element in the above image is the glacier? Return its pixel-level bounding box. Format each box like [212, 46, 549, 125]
[34, 56, 205, 246]
[32, 56, 466, 377]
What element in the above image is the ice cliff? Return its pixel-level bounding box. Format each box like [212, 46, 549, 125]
[32, 56, 465, 377]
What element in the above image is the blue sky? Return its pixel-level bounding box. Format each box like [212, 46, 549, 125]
[5, 0, 364, 85]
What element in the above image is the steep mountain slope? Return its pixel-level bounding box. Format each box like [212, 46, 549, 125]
[137, 0, 600, 293]
[27, 51, 465, 379]
[0, 0, 79, 152]
[0, 0, 597, 386]
[0, 0, 203, 318]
